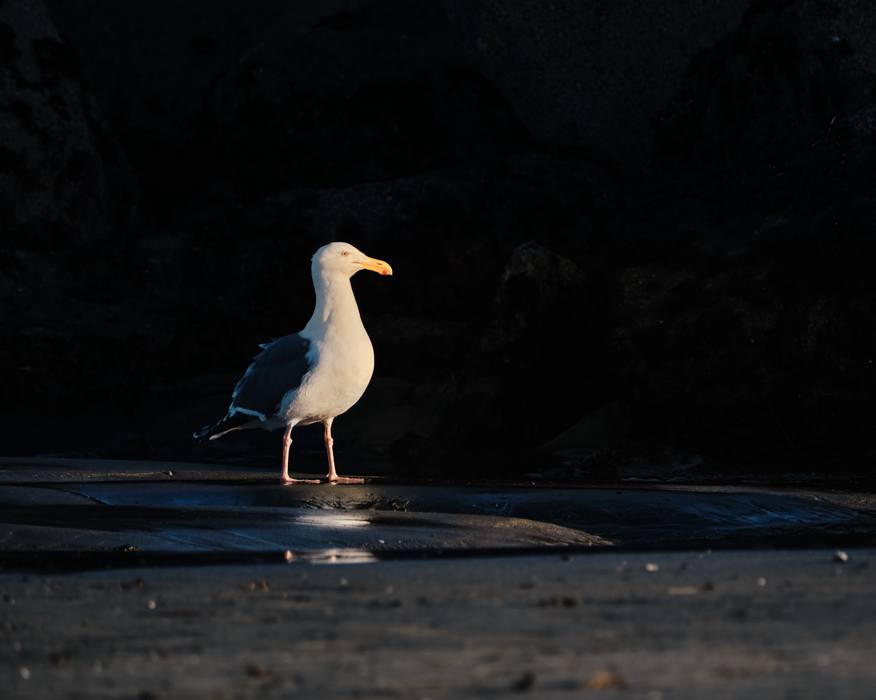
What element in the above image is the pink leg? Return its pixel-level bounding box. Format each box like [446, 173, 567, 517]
[324, 418, 363, 484]
[280, 423, 319, 485]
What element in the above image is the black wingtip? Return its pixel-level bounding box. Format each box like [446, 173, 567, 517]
[192, 424, 215, 441]
[193, 411, 258, 442]
[193, 417, 228, 441]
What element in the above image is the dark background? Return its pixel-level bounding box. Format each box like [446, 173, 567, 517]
[2, 0, 875, 484]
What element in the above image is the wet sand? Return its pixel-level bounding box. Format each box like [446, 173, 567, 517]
[2, 458, 875, 559]
[3, 549, 876, 699]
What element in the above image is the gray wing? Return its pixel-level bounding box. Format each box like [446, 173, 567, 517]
[230, 333, 313, 421]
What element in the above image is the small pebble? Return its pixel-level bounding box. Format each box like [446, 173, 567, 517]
[284, 550, 295, 563]
[757, 577, 767, 587]
[668, 585, 700, 596]
[645, 562, 660, 573]
[147, 600, 157, 610]
[584, 670, 627, 690]
[19, 667, 30, 680]
[510, 670, 535, 692]
[833, 550, 849, 563]
[246, 662, 269, 678]
[49, 650, 71, 667]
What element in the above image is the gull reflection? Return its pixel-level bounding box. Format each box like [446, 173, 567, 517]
[295, 512, 370, 529]
[282, 548, 377, 564]
[310, 548, 377, 564]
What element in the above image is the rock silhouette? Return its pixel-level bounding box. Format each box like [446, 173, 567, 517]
[3, 0, 875, 481]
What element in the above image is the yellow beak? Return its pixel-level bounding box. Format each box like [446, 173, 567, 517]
[358, 256, 393, 276]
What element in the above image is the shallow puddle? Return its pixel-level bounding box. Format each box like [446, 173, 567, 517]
[1, 460, 875, 571]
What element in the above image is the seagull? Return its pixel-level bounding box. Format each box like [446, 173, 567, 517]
[195, 242, 392, 484]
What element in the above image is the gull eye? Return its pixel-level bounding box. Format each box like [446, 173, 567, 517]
[341, 251, 350, 257]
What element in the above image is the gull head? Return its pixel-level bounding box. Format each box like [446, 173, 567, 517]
[312, 242, 393, 279]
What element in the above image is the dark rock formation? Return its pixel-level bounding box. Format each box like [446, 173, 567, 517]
[3, 0, 876, 483]
[655, 0, 876, 166]
[0, 0, 137, 440]
[0, 0, 136, 270]
[446, 0, 752, 165]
